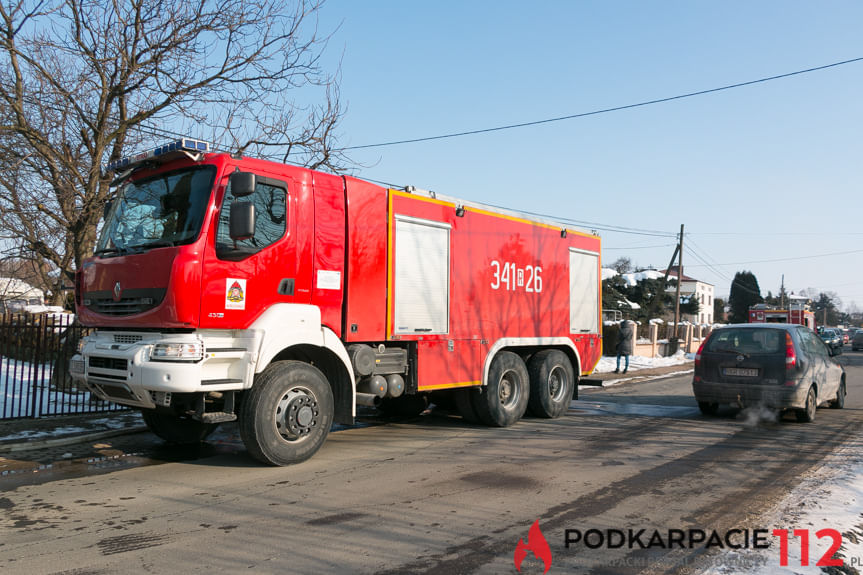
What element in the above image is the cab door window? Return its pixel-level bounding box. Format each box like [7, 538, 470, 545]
[216, 176, 287, 260]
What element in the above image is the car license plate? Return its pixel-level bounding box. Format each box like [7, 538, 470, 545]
[724, 367, 758, 377]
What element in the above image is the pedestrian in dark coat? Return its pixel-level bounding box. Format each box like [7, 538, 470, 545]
[614, 319, 634, 373]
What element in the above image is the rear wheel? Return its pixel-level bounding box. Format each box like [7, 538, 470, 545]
[796, 386, 817, 423]
[141, 410, 219, 444]
[239, 361, 333, 466]
[527, 350, 575, 418]
[830, 380, 846, 409]
[472, 351, 529, 427]
[697, 401, 719, 416]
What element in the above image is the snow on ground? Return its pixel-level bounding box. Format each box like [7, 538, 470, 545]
[593, 349, 694, 374]
[697, 436, 863, 574]
[589, 351, 863, 573]
[1, 356, 98, 418]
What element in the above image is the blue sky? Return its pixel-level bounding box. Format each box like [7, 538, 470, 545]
[314, 1, 863, 311]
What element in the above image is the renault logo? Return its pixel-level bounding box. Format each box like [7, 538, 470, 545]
[113, 282, 122, 302]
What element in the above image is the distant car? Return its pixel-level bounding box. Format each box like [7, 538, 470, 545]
[852, 329, 863, 351]
[818, 328, 842, 352]
[692, 324, 845, 422]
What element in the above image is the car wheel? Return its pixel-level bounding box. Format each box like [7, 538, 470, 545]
[698, 401, 719, 416]
[830, 380, 846, 409]
[796, 386, 817, 423]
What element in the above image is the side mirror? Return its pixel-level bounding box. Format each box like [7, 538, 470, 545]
[230, 202, 255, 241]
[229, 171, 255, 198]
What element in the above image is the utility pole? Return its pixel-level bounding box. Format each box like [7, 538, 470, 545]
[673, 224, 684, 342]
[780, 274, 786, 309]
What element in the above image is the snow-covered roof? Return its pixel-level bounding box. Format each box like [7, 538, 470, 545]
[602, 268, 666, 287]
[0, 277, 43, 299]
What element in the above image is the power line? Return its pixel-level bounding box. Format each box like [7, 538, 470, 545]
[342, 56, 863, 150]
[685, 248, 863, 267]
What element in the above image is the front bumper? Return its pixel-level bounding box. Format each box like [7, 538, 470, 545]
[692, 379, 809, 410]
[70, 330, 259, 409]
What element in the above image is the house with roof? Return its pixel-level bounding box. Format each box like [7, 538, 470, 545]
[0, 277, 44, 313]
[662, 267, 714, 325]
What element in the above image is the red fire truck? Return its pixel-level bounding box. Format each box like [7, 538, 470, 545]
[748, 301, 816, 329]
[70, 139, 602, 465]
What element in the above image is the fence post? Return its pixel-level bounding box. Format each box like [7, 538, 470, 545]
[650, 323, 658, 357]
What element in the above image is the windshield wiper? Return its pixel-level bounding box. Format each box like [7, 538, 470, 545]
[712, 347, 744, 355]
[93, 247, 126, 257]
[126, 240, 177, 251]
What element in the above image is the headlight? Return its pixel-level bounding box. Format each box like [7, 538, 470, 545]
[151, 342, 204, 362]
[76, 338, 86, 354]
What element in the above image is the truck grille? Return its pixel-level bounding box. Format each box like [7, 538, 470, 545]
[83, 288, 166, 316]
[89, 357, 129, 371]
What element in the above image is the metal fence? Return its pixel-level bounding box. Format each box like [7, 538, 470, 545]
[0, 312, 127, 420]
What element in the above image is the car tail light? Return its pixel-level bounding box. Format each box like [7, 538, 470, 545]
[694, 340, 706, 369]
[785, 332, 797, 369]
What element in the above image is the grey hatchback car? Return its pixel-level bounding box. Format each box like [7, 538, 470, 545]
[692, 324, 845, 422]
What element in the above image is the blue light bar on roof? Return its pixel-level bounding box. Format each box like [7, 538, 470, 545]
[105, 138, 210, 172]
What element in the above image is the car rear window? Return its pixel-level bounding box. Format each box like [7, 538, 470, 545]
[705, 328, 784, 354]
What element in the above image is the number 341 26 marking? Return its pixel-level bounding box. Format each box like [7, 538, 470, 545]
[490, 260, 542, 293]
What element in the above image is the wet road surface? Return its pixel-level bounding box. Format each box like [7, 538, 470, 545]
[0, 351, 860, 574]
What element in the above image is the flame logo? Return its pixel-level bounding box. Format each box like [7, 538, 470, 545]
[514, 519, 552, 574]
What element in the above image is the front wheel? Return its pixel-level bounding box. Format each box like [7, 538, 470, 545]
[796, 386, 817, 423]
[239, 361, 334, 466]
[472, 351, 529, 427]
[141, 410, 219, 444]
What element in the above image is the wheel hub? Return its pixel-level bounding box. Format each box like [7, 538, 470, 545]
[547, 366, 566, 400]
[498, 371, 518, 406]
[275, 389, 319, 441]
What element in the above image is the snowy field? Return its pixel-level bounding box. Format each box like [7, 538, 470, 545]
[1, 355, 100, 418]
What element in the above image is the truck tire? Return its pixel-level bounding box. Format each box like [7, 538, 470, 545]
[141, 410, 219, 444]
[527, 350, 575, 418]
[239, 361, 334, 466]
[472, 351, 529, 427]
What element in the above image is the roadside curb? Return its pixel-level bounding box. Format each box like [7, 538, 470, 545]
[582, 363, 694, 387]
[0, 425, 149, 454]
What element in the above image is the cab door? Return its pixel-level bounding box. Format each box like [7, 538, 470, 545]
[199, 168, 300, 329]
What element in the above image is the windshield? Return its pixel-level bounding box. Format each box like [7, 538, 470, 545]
[96, 166, 216, 255]
[706, 328, 784, 354]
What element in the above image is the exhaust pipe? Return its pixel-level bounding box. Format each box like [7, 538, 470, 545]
[355, 392, 381, 407]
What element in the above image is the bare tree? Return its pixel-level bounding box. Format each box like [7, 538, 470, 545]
[0, 0, 345, 302]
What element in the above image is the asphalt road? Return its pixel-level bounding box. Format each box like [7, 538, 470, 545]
[1, 351, 860, 575]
